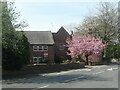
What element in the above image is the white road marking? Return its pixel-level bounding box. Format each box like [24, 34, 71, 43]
[107, 68, 113, 71]
[38, 85, 49, 88]
[107, 68, 118, 71]
[85, 69, 91, 71]
[41, 68, 92, 76]
[64, 76, 84, 83]
[93, 71, 105, 75]
[32, 85, 49, 90]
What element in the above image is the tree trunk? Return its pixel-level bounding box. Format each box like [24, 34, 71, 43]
[85, 55, 89, 65]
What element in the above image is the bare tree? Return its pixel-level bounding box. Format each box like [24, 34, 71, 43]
[118, 1, 120, 43]
[75, 2, 118, 44]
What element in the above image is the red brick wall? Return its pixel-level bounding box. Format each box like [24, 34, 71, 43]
[53, 28, 70, 60]
[48, 45, 54, 63]
[30, 44, 54, 64]
[3, 63, 85, 76]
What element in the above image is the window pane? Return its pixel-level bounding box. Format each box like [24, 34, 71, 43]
[33, 45, 37, 50]
[38, 57, 42, 63]
[34, 58, 37, 61]
[33, 57, 37, 60]
[33, 57, 38, 64]
[39, 45, 42, 50]
[43, 45, 48, 50]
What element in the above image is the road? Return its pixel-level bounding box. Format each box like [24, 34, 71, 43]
[2, 64, 119, 89]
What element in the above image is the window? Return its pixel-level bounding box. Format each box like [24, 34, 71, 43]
[33, 45, 48, 51]
[33, 57, 38, 64]
[38, 57, 42, 63]
[33, 45, 38, 51]
[43, 45, 48, 50]
[33, 56, 48, 64]
[39, 45, 43, 51]
[59, 44, 64, 50]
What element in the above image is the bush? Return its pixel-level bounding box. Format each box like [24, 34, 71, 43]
[104, 44, 120, 59]
[2, 51, 24, 70]
[54, 56, 66, 63]
[42, 57, 48, 63]
[102, 44, 120, 64]
[63, 60, 81, 64]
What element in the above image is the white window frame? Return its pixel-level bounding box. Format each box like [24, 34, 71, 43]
[33, 45, 38, 51]
[33, 57, 38, 64]
[39, 45, 43, 51]
[33, 45, 39, 51]
[43, 45, 48, 51]
[38, 57, 42, 63]
[33, 45, 48, 51]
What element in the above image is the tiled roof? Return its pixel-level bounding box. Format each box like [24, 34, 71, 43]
[24, 31, 54, 44]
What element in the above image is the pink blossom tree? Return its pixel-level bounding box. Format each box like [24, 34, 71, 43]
[66, 35, 106, 65]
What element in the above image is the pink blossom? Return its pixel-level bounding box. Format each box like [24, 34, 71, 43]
[66, 36, 106, 57]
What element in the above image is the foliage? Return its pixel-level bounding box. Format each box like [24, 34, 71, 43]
[2, 2, 30, 70]
[75, 2, 118, 44]
[105, 44, 120, 59]
[63, 60, 81, 64]
[54, 56, 66, 64]
[42, 57, 48, 63]
[7, 1, 28, 29]
[66, 35, 106, 64]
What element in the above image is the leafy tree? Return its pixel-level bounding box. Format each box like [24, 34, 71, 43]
[66, 35, 106, 65]
[2, 1, 30, 70]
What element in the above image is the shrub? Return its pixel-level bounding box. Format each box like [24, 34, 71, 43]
[63, 59, 81, 64]
[102, 44, 120, 64]
[42, 57, 48, 63]
[104, 44, 120, 59]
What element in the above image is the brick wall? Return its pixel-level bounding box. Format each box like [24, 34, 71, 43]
[53, 27, 70, 60]
[2, 63, 85, 77]
[30, 44, 54, 64]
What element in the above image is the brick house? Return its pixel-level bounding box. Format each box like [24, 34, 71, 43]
[25, 26, 70, 64]
[52, 26, 70, 63]
[25, 26, 102, 65]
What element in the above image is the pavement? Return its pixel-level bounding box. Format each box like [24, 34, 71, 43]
[2, 64, 119, 89]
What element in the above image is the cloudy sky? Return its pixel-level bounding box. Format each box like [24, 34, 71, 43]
[14, 0, 119, 32]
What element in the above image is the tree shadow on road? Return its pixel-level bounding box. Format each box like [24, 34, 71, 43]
[2, 73, 110, 85]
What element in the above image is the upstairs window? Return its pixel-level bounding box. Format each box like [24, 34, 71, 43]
[59, 44, 64, 50]
[33, 45, 38, 51]
[33, 45, 48, 51]
[43, 45, 48, 51]
[39, 45, 43, 51]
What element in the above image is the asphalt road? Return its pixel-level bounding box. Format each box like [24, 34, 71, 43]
[2, 64, 119, 89]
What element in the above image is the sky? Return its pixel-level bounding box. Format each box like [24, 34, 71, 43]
[14, 0, 119, 32]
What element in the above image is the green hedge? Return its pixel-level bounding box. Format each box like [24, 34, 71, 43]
[104, 44, 120, 59]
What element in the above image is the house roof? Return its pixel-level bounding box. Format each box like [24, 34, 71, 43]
[57, 26, 69, 35]
[24, 31, 54, 45]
